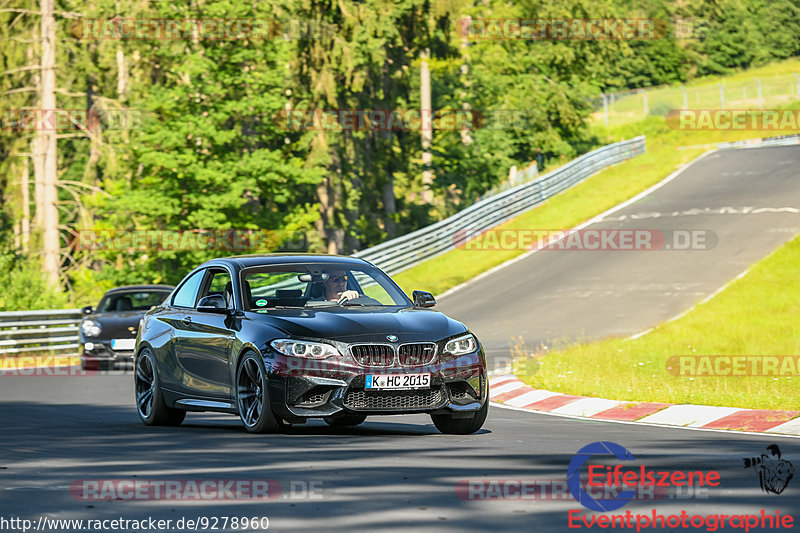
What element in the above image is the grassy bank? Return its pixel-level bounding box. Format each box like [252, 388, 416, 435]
[393, 116, 792, 296]
[514, 234, 800, 411]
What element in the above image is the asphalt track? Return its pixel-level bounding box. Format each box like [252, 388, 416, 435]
[2, 145, 800, 532]
[439, 145, 800, 367]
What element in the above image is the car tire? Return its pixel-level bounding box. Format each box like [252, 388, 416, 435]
[236, 351, 280, 434]
[135, 348, 186, 426]
[431, 401, 488, 435]
[323, 414, 367, 427]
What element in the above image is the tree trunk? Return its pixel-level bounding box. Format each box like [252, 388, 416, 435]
[459, 18, 473, 146]
[28, 42, 44, 231]
[116, 45, 127, 100]
[21, 156, 30, 253]
[382, 176, 396, 237]
[40, 0, 60, 287]
[420, 48, 433, 203]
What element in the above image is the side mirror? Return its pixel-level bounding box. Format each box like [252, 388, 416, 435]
[412, 290, 436, 308]
[197, 295, 229, 314]
[81, 305, 93, 315]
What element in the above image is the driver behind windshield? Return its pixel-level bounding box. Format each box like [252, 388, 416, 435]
[321, 270, 360, 304]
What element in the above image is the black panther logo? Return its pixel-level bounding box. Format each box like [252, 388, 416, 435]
[743, 444, 794, 494]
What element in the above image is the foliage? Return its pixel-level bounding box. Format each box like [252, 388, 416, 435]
[0, 0, 798, 302]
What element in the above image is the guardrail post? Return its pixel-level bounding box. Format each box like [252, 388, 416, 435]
[642, 90, 648, 117]
[754, 77, 762, 109]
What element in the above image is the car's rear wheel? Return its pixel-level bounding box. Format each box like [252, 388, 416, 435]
[236, 351, 280, 433]
[431, 401, 488, 435]
[323, 414, 367, 427]
[135, 348, 186, 426]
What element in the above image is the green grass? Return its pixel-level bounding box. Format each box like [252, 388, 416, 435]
[592, 58, 800, 128]
[392, 117, 791, 296]
[513, 234, 800, 411]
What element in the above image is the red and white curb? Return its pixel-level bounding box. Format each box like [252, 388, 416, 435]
[489, 374, 800, 436]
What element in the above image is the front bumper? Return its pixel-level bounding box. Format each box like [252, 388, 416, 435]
[266, 349, 488, 421]
[79, 341, 135, 365]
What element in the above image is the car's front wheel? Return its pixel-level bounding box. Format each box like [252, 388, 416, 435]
[431, 401, 488, 435]
[236, 351, 280, 433]
[135, 348, 186, 426]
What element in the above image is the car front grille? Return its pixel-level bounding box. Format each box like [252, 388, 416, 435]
[350, 344, 394, 366]
[350, 342, 439, 367]
[343, 387, 446, 411]
[398, 343, 437, 366]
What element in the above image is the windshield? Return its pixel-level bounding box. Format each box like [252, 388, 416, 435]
[241, 263, 412, 310]
[96, 290, 171, 313]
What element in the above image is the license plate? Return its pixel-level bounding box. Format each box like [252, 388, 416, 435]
[110, 338, 136, 351]
[366, 373, 430, 390]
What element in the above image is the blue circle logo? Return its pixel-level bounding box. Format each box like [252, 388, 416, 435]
[567, 441, 637, 512]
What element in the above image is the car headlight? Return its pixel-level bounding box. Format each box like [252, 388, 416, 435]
[81, 320, 102, 337]
[443, 333, 477, 355]
[270, 339, 340, 359]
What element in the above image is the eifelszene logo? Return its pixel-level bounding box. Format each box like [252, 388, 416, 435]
[567, 441, 721, 512]
[567, 441, 637, 512]
[744, 444, 795, 494]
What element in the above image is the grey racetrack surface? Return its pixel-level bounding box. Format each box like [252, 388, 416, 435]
[2, 146, 800, 532]
[438, 146, 800, 367]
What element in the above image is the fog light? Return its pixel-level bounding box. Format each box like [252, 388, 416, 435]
[84, 342, 94, 351]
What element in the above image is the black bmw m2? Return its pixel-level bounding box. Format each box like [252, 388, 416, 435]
[134, 254, 488, 434]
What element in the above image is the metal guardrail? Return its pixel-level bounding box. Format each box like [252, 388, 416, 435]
[355, 136, 646, 275]
[719, 134, 800, 149]
[0, 137, 646, 356]
[0, 309, 82, 356]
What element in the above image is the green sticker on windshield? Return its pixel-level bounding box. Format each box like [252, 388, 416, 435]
[256, 299, 268, 307]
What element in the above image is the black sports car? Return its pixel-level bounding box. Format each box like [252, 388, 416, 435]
[79, 285, 175, 369]
[134, 254, 488, 434]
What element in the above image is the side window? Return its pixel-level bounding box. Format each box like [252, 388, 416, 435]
[172, 269, 206, 308]
[198, 269, 233, 308]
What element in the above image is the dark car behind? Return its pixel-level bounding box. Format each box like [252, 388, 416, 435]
[79, 285, 174, 369]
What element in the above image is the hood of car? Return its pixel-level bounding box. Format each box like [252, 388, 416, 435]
[252, 307, 468, 343]
[82, 311, 144, 340]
